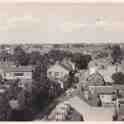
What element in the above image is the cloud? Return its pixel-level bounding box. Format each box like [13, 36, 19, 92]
[59, 18, 124, 33]
[0, 15, 45, 31]
[95, 18, 124, 31]
[59, 22, 86, 32]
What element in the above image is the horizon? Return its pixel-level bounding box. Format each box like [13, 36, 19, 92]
[0, 3, 123, 44]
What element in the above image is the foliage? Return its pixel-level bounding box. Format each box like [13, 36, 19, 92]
[13, 46, 29, 65]
[29, 51, 42, 65]
[0, 50, 11, 62]
[111, 45, 123, 64]
[95, 51, 109, 59]
[47, 50, 72, 64]
[71, 53, 92, 70]
[112, 72, 124, 84]
[64, 70, 78, 90]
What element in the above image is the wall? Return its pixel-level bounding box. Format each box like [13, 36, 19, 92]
[47, 65, 69, 81]
[100, 94, 114, 104]
[4, 71, 32, 80]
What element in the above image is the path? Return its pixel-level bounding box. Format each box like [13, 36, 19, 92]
[48, 96, 114, 121]
[67, 96, 114, 121]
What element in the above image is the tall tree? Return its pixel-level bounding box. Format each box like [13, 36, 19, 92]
[47, 50, 71, 63]
[71, 53, 92, 70]
[0, 50, 10, 62]
[29, 51, 42, 65]
[111, 45, 123, 72]
[13, 46, 29, 65]
[112, 72, 124, 84]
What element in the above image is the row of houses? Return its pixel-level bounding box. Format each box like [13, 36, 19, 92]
[0, 50, 123, 107]
[0, 63, 34, 91]
[0, 56, 76, 91]
[77, 60, 124, 109]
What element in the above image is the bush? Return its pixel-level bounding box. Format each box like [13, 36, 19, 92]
[112, 72, 124, 84]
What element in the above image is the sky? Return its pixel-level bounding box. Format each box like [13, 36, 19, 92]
[0, 3, 124, 44]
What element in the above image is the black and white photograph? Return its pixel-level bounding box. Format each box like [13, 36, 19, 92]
[0, 1, 123, 121]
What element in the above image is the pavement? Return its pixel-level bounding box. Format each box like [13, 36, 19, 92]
[66, 96, 114, 121]
[35, 82, 115, 121]
[48, 96, 114, 121]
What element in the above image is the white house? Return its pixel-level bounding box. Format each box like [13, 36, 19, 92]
[0, 65, 33, 80]
[47, 61, 73, 82]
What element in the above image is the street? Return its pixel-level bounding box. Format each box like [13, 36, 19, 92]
[47, 95, 115, 121]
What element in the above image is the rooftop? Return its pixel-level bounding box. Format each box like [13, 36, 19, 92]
[87, 71, 105, 85]
[48, 60, 74, 72]
[0, 64, 34, 72]
[88, 85, 114, 94]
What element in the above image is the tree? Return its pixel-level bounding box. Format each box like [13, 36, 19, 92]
[13, 46, 29, 65]
[63, 70, 79, 90]
[0, 50, 11, 62]
[47, 50, 72, 64]
[112, 72, 124, 84]
[111, 45, 123, 72]
[71, 53, 92, 70]
[32, 64, 42, 82]
[32, 59, 50, 109]
[95, 51, 108, 59]
[29, 51, 42, 65]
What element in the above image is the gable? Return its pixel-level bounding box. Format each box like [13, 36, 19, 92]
[87, 72, 105, 85]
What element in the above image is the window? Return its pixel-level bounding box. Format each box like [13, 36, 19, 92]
[55, 72, 59, 77]
[119, 101, 124, 104]
[14, 72, 24, 76]
[49, 72, 52, 76]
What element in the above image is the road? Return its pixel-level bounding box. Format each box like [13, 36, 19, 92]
[65, 96, 114, 121]
[34, 83, 115, 121]
[48, 95, 115, 121]
[34, 88, 79, 121]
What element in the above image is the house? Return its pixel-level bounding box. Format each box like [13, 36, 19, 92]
[86, 71, 105, 86]
[47, 61, 74, 82]
[88, 86, 116, 106]
[0, 65, 34, 80]
[79, 68, 105, 91]
[85, 60, 105, 86]
[88, 60, 124, 84]
[0, 64, 34, 90]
